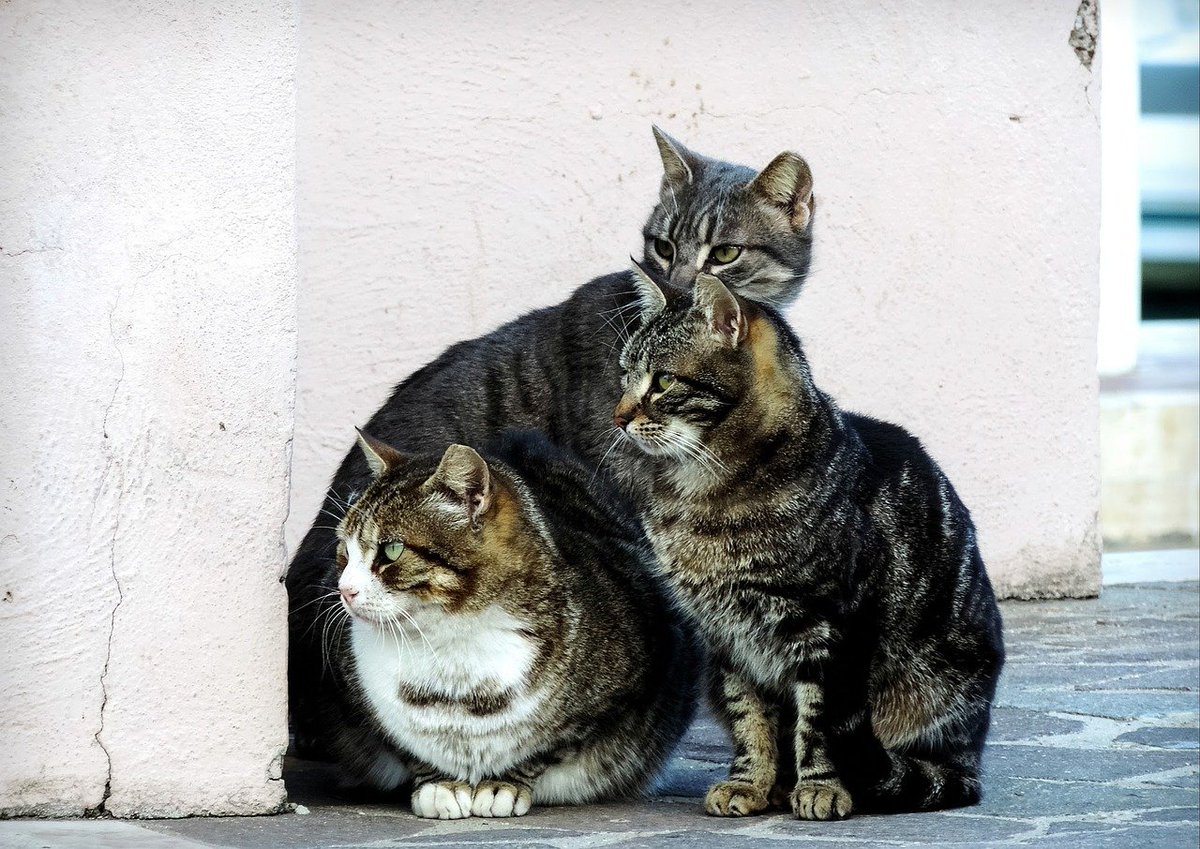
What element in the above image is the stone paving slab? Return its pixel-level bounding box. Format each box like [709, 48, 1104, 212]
[5, 582, 1198, 848]
[0, 820, 212, 849]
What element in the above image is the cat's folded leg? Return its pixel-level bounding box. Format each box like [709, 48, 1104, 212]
[408, 763, 472, 820]
[789, 679, 854, 820]
[705, 664, 777, 817]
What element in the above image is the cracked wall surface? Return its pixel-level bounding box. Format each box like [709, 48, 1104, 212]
[291, 0, 1102, 598]
[0, 0, 297, 818]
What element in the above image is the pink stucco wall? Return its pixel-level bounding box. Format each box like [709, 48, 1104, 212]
[0, 0, 296, 818]
[291, 0, 1102, 599]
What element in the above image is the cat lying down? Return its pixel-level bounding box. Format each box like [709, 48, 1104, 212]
[318, 429, 698, 818]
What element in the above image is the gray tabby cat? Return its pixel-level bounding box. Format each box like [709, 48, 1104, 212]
[325, 429, 697, 818]
[611, 267, 1004, 820]
[288, 129, 819, 757]
[643, 128, 814, 306]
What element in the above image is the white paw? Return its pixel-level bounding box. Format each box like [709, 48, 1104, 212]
[411, 780, 473, 819]
[470, 781, 532, 817]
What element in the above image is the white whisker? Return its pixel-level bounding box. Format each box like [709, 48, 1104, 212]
[292, 590, 342, 617]
[591, 428, 625, 486]
[397, 606, 434, 655]
[675, 429, 728, 474]
[593, 305, 635, 344]
[385, 617, 408, 672]
[317, 506, 346, 524]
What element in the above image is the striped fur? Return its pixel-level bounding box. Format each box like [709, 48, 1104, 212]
[613, 272, 1005, 819]
[314, 432, 698, 818]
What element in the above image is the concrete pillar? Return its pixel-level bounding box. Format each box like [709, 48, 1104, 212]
[0, 0, 297, 818]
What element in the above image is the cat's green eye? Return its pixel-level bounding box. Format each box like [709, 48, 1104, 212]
[653, 238, 674, 261]
[710, 245, 742, 264]
[380, 541, 405, 563]
[654, 372, 676, 392]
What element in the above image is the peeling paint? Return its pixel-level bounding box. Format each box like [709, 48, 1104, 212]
[1070, 0, 1099, 69]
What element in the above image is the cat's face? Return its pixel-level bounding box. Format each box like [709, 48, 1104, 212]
[642, 127, 816, 307]
[615, 267, 763, 464]
[335, 436, 542, 624]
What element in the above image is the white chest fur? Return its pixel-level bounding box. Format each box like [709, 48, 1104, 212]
[351, 604, 545, 784]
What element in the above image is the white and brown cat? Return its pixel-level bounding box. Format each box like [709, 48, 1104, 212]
[317, 429, 698, 819]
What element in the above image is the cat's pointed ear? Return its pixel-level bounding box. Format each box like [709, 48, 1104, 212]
[652, 125, 696, 188]
[355, 427, 406, 478]
[629, 258, 668, 319]
[427, 444, 493, 528]
[749, 151, 814, 231]
[694, 273, 747, 347]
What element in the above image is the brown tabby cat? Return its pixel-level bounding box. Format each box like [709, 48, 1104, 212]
[322, 429, 697, 818]
[610, 266, 1004, 820]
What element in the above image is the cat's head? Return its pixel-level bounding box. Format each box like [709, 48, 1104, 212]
[642, 126, 815, 307]
[335, 433, 551, 623]
[615, 263, 788, 466]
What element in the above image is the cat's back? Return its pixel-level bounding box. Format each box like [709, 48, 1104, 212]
[844, 411, 978, 549]
[314, 272, 638, 514]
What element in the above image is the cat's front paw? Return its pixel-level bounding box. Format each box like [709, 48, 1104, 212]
[704, 780, 770, 817]
[411, 780, 473, 819]
[470, 780, 533, 817]
[790, 779, 853, 820]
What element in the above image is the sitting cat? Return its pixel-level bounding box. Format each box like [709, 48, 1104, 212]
[611, 266, 1005, 819]
[289, 128, 819, 756]
[321, 428, 698, 818]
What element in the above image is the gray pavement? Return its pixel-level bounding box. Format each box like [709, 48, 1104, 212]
[3, 581, 1197, 848]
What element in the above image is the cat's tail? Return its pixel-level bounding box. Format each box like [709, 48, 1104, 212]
[829, 721, 986, 813]
[854, 748, 982, 813]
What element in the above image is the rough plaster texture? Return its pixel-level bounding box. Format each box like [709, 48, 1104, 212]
[291, 1, 1102, 598]
[0, 0, 296, 818]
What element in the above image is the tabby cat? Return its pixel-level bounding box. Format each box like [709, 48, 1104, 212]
[611, 266, 1004, 819]
[322, 429, 697, 817]
[288, 129, 819, 755]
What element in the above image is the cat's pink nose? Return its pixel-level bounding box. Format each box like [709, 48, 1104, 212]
[614, 398, 639, 430]
[340, 587, 359, 605]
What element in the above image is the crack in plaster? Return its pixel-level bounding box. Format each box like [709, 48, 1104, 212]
[86, 286, 132, 817]
[0, 245, 64, 258]
[1082, 73, 1100, 128]
[87, 538, 123, 818]
[278, 380, 298, 584]
[100, 279, 128, 441]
